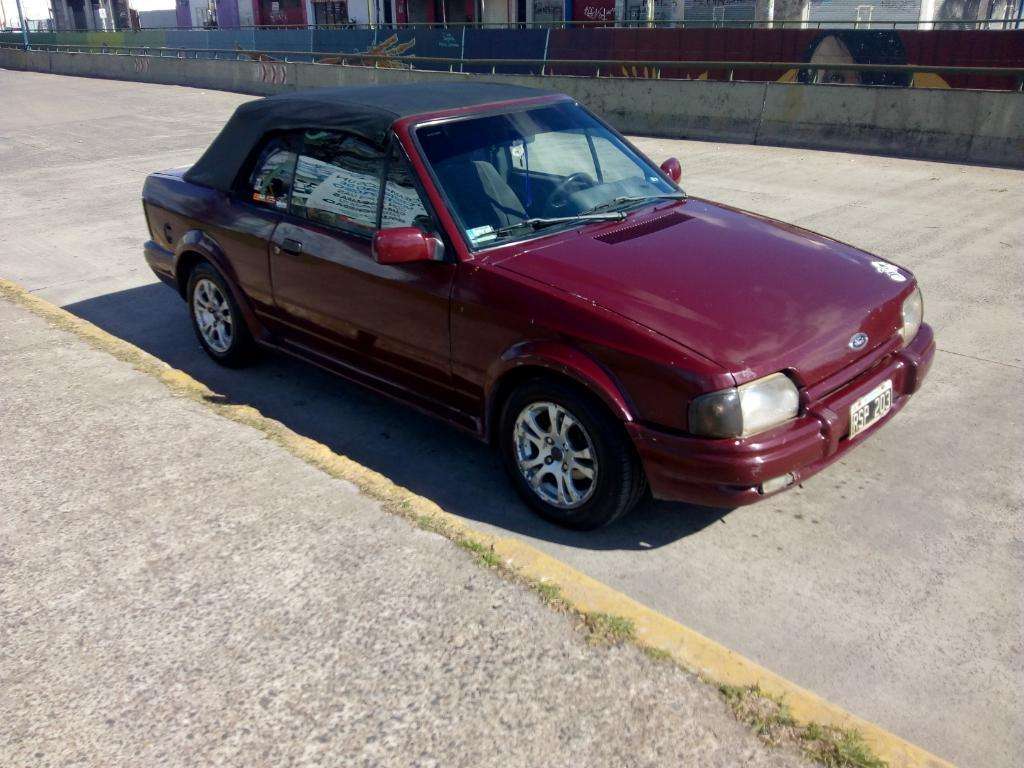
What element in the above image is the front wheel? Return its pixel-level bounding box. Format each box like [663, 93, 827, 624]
[500, 379, 646, 530]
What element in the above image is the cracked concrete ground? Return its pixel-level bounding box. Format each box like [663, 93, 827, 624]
[0, 298, 807, 767]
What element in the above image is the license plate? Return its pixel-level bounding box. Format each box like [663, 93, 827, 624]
[848, 379, 893, 439]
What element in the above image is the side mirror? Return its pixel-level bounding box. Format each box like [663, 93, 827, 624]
[660, 157, 682, 184]
[372, 227, 443, 265]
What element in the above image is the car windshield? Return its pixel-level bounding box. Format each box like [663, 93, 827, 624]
[415, 102, 680, 248]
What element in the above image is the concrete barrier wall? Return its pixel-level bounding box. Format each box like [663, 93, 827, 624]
[2, 48, 1021, 168]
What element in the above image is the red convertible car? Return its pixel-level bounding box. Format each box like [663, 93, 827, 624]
[142, 83, 934, 529]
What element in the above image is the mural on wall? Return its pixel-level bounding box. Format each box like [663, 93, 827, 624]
[235, 44, 280, 61]
[319, 34, 417, 66]
[793, 30, 913, 87]
[6, 27, 1021, 90]
[544, 27, 1022, 88]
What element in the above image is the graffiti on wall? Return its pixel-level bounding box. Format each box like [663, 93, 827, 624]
[258, 60, 288, 84]
[5, 28, 1020, 90]
[579, 0, 616, 22]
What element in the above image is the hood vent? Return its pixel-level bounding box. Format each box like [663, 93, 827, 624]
[595, 211, 692, 245]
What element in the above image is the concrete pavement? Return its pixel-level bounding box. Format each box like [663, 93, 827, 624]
[1, 69, 1021, 768]
[0, 297, 810, 767]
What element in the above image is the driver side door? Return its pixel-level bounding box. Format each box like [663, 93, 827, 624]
[269, 131, 457, 406]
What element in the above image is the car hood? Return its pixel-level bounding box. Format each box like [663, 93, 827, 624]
[493, 199, 914, 387]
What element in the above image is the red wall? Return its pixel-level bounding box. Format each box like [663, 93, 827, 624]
[545, 29, 1024, 90]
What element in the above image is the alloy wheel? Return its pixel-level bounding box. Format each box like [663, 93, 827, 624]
[513, 401, 598, 510]
[192, 277, 234, 354]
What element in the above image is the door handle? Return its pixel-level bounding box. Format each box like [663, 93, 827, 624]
[280, 238, 303, 255]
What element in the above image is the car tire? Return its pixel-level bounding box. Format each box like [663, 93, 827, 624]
[186, 262, 256, 367]
[500, 378, 646, 530]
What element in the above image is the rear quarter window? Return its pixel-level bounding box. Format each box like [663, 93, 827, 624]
[246, 135, 298, 211]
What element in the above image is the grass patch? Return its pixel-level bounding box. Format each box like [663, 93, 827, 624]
[410, 510, 452, 537]
[533, 580, 570, 610]
[457, 538, 503, 568]
[719, 684, 887, 768]
[806, 729, 887, 768]
[641, 646, 674, 663]
[719, 684, 797, 744]
[392, 498, 505, 571]
[583, 612, 636, 645]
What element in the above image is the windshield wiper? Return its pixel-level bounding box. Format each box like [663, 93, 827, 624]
[484, 212, 627, 241]
[582, 192, 688, 215]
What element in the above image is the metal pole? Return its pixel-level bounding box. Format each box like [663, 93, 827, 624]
[13, 0, 29, 48]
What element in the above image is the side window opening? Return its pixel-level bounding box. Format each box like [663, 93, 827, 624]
[290, 130, 385, 234]
[381, 144, 431, 230]
[246, 134, 298, 212]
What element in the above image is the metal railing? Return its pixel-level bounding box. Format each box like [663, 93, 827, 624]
[4, 41, 1023, 90]
[8, 18, 1024, 32]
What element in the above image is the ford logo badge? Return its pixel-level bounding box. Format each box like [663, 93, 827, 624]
[849, 332, 869, 351]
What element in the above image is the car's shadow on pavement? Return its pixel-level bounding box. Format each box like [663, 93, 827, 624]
[64, 282, 735, 551]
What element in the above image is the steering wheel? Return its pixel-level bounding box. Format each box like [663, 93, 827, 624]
[545, 172, 597, 215]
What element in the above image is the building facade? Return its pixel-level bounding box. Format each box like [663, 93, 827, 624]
[51, 0, 132, 30]
[50, 0, 1017, 31]
[137, 8, 177, 25]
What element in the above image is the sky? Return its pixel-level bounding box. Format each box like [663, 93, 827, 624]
[4, 0, 174, 23]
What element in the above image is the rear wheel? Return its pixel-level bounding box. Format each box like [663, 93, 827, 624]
[186, 263, 255, 367]
[500, 378, 645, 530]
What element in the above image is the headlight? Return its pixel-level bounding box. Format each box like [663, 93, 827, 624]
[899, 286, 923, 346]
[688, 372, 800, 438]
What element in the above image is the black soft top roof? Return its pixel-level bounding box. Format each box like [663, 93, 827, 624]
[184, 82, 556, 192]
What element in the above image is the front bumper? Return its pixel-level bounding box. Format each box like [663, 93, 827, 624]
[628, 324, 935, 507]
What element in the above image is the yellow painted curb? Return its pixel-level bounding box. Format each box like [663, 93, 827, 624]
[1, 277, 954, 768]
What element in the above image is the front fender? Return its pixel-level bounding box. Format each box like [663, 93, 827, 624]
[484, 340, 636, 440]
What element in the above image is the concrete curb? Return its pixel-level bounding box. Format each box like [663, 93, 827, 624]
[1, 47, 1021, 168]
[0, 277, 956, 768]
